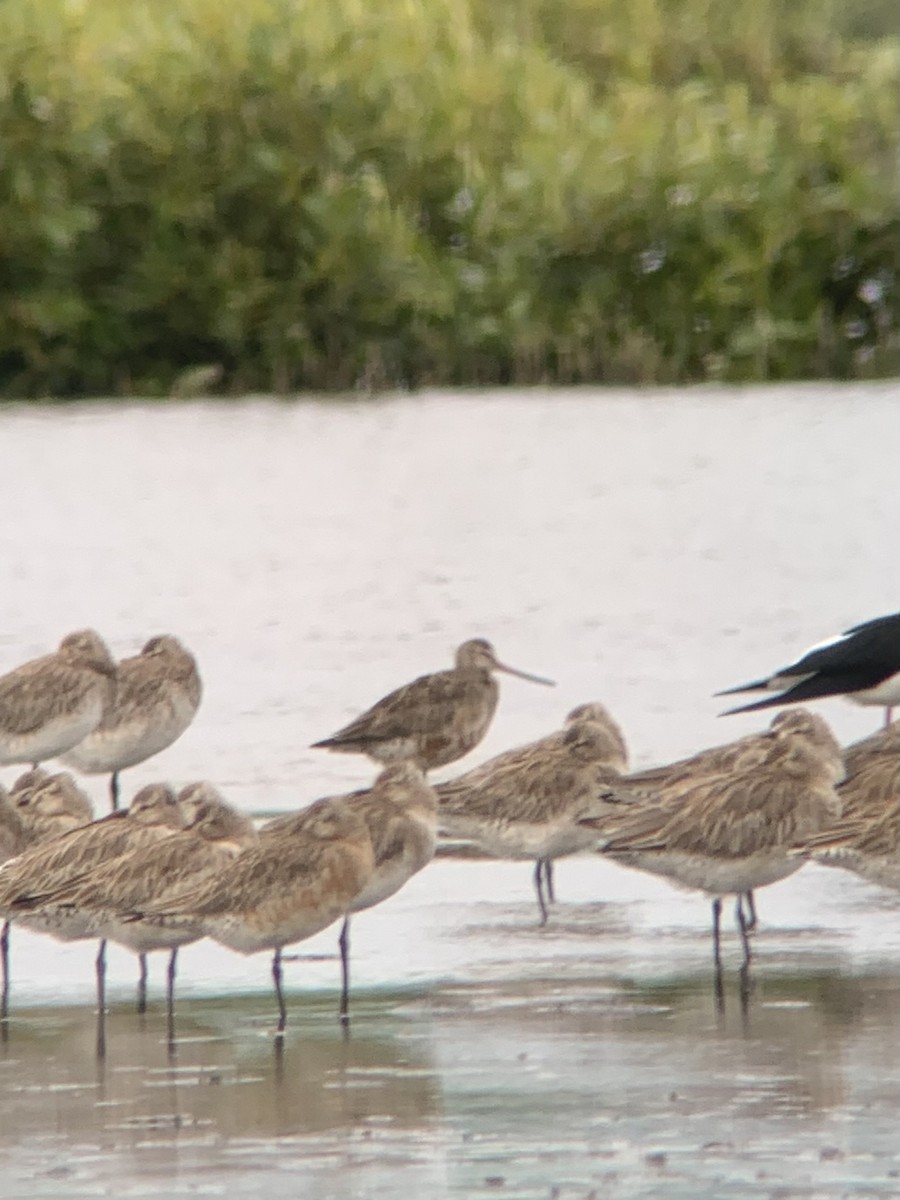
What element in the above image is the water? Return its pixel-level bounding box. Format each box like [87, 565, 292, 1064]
[0, 382, 899, 1197]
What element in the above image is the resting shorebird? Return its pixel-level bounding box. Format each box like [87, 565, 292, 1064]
[36, 783, 255, 1041]
[0, 630, 116, 768]
[130, 798, 375, 1037]
[0, 772, 93, 1021]
[0, 783, 185, 1054]
[797, 723, 899, 892]
[585, 725, 842, 987]
[622, 709, 844, 929]
[436, 703, 628, 923]
[312, 638, 554, 771]
[263, 761, 437, 1023]
[62, 635, 202, 810]
[717, 609, 900, 725]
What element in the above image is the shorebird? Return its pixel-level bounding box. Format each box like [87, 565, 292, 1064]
[797, 724, 899, 892]
[312, 638, 554, 771]
[437, 703, 629, 923]
[263, 762, 438, 1023]
[0, 772, 93, 1022]
[585, 726, 842, 987]
[717, 609, 900, 725]
[38, 783, 256, 1040]
[0, 782, 185, 1053]
[131, 797, 375, 1036]
[0, 630, 116, 768]
[622, 709, 844, 930]
[62, 635, 202, 810]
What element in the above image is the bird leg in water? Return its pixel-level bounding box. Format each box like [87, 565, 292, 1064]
[96, 940, 107, 1059]
[533, 859, 549, 925]
[272, 947, 287, 1036]
[0, 920, 9, 1024]
[137, 953, 148, 1015]
[735, 896, 753, 970]
[339, 917, 351, 1025]
[711, 898, 725, 1012]
[166, 949, 178, 1053]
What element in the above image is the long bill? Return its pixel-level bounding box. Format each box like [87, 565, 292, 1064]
[494, 661, 556, 686]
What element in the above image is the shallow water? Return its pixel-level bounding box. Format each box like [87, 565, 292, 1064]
[1, 383, 900, 1196]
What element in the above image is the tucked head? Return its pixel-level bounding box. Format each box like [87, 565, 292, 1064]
[58, 629, 116, 677]
[371, 761, 438, 811]
[16, 772, 93, 823]
[769, 708, 844, 783]
[177, 781, 255, 843]
[562, 718, 628, 772]
[454, 638, 555, 686]
[141, 634, 196, 670]
[127, 783, 186, 829]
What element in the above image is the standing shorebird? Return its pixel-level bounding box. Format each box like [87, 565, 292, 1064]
[717, 609, 900, 725]
[38, 783, 256, 1044]
[62, 635, 202, 811]
[585, 725, 842, 994]
[0, 630, 116, 768]
[0, 783, 185, 1054]
[623, 709, 844, 929]
[131, 798, 375, 1037]
[263, 762, 438, 1023]
[436, 703, 629, 924]
[797, 724, 900, 892]
[312, 638, 554, 771]
[0, 772, 93, 1022]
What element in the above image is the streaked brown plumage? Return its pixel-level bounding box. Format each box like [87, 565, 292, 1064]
[62, 635, 203, 811]
[37, 783, 255, 1034]
[263, 761, 437, 1022]
[618, 708, 843, 929]
[798, 727, 899, 892]
[587, 728, 842, 978]
[0, 630, 116, 767]
[311, 638, 554, 771]
[131, 797, 375, 1035]
[437, 703, 629, 923]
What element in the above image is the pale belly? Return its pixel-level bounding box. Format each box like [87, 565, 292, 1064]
[849, 672, 900, 707]
[62, 693, 198, 773]
[441, 814, 598, 861]
[0, 696, 105, 766]
[608, 850, 803, 896]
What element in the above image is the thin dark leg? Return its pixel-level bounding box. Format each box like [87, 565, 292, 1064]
[533, 860, 549, 926]
[884, 706, 894, 728]
[711, 897, 725, 1011]
[110, 771, 120, 812]
[136, 953, 148, 1015]
[96, 940, 107, 1060]
[735, 897, 753, 970]
[338, 917, 351, 1025]
[272, 947, 286, 1037]
[1, 920, 9, 1028]
[166, 949, 178, 1053]
[544, 859, 556, 904]
[743, 891, 758, 932]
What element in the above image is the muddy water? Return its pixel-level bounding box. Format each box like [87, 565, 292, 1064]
[0, 383, 899, 1197]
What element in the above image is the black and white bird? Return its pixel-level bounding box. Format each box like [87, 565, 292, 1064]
[717, 610, 900, 726]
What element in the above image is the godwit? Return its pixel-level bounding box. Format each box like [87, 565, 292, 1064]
[717, 609, 900, 725]
[0, 782, 185, 1053]
[0, 772, 93, 1022]
[312, 638, 554, 771]
[0, 630, 116, 767]
[797, 725, 899, 892]
[437, 704, 629, 924]
[62, 635, 202, 811]
[0, 785, 25, 1023]
[263, 761, 437, 1023]
[39, 783, 255, 1041]
[586, 726, 842, 990]
[623, 709, 844, 929]
[131, 798, 375, 1036]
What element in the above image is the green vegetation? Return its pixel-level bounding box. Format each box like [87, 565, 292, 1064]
[0, 0, 896, 396]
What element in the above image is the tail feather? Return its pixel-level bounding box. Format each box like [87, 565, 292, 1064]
[714, 676, 771, 698]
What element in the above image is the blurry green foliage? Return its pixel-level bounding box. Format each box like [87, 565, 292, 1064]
[0, 0, 896, 395]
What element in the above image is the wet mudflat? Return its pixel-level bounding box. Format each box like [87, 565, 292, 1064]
[2, 856, 900, 1199]
[0, 383, 899, 1196]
